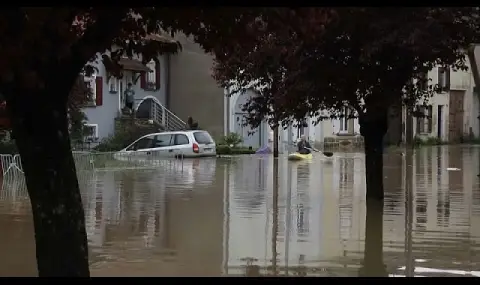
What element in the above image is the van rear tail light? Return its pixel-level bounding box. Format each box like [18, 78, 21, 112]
[193, 143, 199, 153]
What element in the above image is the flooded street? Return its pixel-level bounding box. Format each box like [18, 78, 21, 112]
[1, 145, 480, 276]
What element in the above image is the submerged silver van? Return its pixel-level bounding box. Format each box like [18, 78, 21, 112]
[118, 130, 217, 158]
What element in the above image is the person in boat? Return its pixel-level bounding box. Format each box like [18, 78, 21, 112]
[297, 135, 312, 154]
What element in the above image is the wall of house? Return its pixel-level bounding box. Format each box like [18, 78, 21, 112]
[227, 90, 269, 149]
[169, 33, 225, 139]
[82, 52, 168, 140]
[311, 111, 361, 145]
[412, 93, 450, 142]
[411, 64, 476, 142]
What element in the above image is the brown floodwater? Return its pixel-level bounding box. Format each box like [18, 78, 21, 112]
[1, 145, 480, 277]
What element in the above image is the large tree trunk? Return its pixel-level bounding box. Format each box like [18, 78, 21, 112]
[360, 111, 388, 200]
[359, 199, 387, 276]
[8, 91, 90, 276]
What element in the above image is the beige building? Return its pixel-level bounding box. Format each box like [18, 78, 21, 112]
[405, 62, 477, 143]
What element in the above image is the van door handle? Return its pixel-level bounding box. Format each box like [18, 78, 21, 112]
[147, 151, 151, 155]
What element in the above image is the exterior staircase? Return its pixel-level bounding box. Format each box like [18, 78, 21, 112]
[148, 98, 186, 131]
[115, 98, 186, 136]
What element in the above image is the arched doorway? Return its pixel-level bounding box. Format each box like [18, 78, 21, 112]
[135, 98, 154, 119]
[233, 90, 264, 149]
[135, 96, 165, 121]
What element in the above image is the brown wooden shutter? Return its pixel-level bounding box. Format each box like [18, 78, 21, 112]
[445, 67, 451, 90]
[155, 60, 161, 90]
[95, 76, 103, 106]
[415, 106, 421, 134]
[140, 72, 146, 89]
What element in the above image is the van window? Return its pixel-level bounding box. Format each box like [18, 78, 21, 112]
[127, 135, 156, 151]
[174, 134, 190, 145]
[154, 134, 173, 147]
[193, 131, 213, 144]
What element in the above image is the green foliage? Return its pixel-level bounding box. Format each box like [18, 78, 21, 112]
[69, 76, 93, 143]
[217, 132, 243, 147]
[217, 145, 256, 155]
[93, 131, 131, 152]
[0, 139, 18, 154]
[94, 129, 136, 152]
[459, 135, 480, 144]
[413, 136, 445, 147]
[93, 124, 156, 152]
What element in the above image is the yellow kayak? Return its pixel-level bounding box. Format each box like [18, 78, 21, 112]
[287, 152, 313, 161]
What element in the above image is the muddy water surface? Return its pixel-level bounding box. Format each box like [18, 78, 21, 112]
[0, 146, 480, 277]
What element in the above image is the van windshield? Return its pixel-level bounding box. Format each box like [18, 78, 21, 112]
[193, 131, 213, 144]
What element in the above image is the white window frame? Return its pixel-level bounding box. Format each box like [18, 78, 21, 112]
[416, 105, 433, 134]
[83, 123, 98, 141]
[83, 71, 97, 106]
[108, 77, 118, 94]
[146, 60, 156, 89]
[338, 107, 349, 134]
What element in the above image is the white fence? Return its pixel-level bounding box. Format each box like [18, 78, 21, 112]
[0, 151, 185, 195]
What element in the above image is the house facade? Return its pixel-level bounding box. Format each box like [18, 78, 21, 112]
[297, 57, 479, 148]
[168, 33, 226, 140]
[80, 36, 480, 149]
[82, 39, 175, 141]
[404, 61, 478, 144]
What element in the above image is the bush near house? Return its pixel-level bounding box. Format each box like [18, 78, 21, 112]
[93, 130, 133, 152]
[217, 132, 243, 147]
[217, 145, 256, 155]
[216, 133, 256, 155]
[94, 128, 144, 152]
[0, 138, 17, 154]
[93, 119, 162, 152]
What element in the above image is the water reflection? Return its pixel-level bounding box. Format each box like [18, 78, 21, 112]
[0, 146, 480, 276]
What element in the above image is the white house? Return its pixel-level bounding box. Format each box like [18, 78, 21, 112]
[80, 35, 186, 142]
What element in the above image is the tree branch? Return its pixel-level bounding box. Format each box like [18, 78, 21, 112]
[57, 9, 129, 98]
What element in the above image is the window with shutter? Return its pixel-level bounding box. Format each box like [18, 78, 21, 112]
[155, 59, 161, 90]
[108, 77, 118, 94]
[83, 71, 96, 106]
[427, 105, 433, 133]
[437, 67, 451, 92]
[146, 60, 156, 89]
[416, 105, 433, 134]
[83, 124, 98, 142]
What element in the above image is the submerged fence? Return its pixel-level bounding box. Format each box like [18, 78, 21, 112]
[0, 150, 185, 195]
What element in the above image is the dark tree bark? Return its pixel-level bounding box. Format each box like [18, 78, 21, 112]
[8, 88, 90, 277]
[359, 199, 387, 276]
[270, 157, 279, 275]
[273, 126, 279, 158]
[360, 111, 388, 200]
